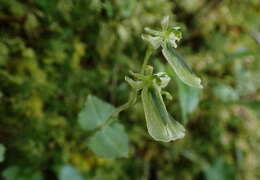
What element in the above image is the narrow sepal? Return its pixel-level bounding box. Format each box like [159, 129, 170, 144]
[162, 43, 203, 88]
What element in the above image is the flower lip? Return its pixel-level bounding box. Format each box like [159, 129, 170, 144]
[154, 72, 171, 88]
[142, 16, 182, 49]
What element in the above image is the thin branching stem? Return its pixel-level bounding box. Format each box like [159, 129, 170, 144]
[89, 46, 153, 134]
[141, 46, 153, 74]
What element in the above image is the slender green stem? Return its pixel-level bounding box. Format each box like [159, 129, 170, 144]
[87, 91, 137, 136]
[111, 90, 137, 118]
[141, 46, 153, 74]
[107, 45, 154, 121]
[88, 46, 153, 135]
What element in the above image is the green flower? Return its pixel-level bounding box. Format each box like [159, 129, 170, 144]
[142, 86, 185, 142]
[142, 16, 182, 49]
[142, 16, 203, 89]
[126, 66, 185, 142]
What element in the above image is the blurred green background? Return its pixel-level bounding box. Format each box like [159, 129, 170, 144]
[0, 0, 259, 179]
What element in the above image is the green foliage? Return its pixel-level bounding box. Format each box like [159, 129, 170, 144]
[59, 165, 83, 180]
[162, 43, 203, 88]
[0, 144, 5, 163]
[213, 84, 239, 102]
[141, 86, 185, 142]
[87, 123, 129, 158]
[78, 95, 115, 131]
[2, 166, 43, 180]
[203, 159, 235, 180]
[176, 78, 201, 124]
[0, 0, 259, 179]
[78, 95, 128, 157]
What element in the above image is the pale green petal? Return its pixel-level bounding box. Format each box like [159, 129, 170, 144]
[161, 91, 173, 101]
[125, 76, 144, 91]
[144, 27, 161, 36]
[162, 43, 203, 88]
[141, 34, 162, 49]
[141, 86, 185, 142]
[161, 16, 169, 30]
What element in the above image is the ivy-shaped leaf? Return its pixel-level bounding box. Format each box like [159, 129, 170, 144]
[78, 95, 115, 131]
[87, 123, 129, 158]
[78, 95, 129, 158]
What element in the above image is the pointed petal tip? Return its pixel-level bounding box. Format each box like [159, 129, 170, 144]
[186, 81, 203, 89]
[197, 78, 203, 88]
[147, 123, 186, 142]
[151, 132, 185, 142]
[144, 27, 150, 31]
[190, 77, 203, 89]
[161, 16, 170, 29]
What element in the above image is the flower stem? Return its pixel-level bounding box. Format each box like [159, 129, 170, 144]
[87, 46, 153, 135]
[111, 90, 137, 118]
[141, 46, 153, 74]
[111, 45, 153, 118]
[87, 90, 137, 136]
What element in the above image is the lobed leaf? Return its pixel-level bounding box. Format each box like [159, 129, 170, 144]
[78, 95, 115, 131]
[87, 123, 129, 158]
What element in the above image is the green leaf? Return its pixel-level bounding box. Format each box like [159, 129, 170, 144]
[204, 159, 235, 180]
[213, 84, 239, 102]
[2, 166, 43, 180]
[35, 0, 57, 14]
[240, 101, 260, 110]
[177, 78, 201, 124]
[78, 95, 115, 131]
[59, 165, 83, 180]
[87, 123, 129, 158]
[0, 143, 5, 162]
[141, 86, 185, 142]
[162, 43, 203, 88]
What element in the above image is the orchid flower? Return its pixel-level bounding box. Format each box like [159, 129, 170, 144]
[142, 16, 203, 88]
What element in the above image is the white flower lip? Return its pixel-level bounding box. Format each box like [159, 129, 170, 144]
[142, 16, 182, 49]
[154, 72, 171, 88]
